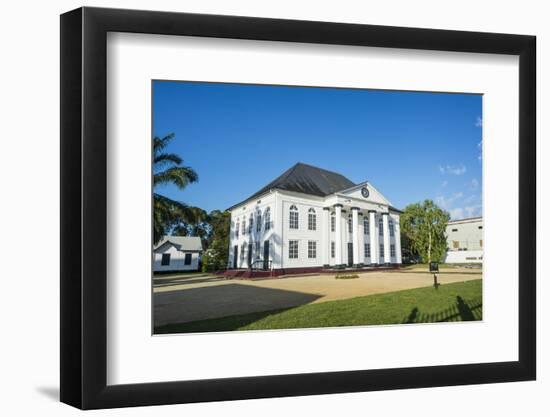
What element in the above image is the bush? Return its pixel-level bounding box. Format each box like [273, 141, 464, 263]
[335, 274, 359, 280]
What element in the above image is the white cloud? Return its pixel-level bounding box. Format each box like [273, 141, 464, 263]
[441, 180, 448, 188]
[449, 207, 465, 220]
[464, 194, 477, 203]
[449, 204, 482, 220]
[438, 164, 466, 176]
[477, 140, 483, 162]
[476, 116, 482, 127]
[435, 192, 464, 210]
[470, 178, 479, 189]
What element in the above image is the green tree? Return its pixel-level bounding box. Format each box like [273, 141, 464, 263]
[400, 199, 450, 263]
[201, 210, 231, 272]
[153, 133, 198, 244]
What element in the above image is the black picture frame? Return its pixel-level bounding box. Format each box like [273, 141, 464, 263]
[60, 6, 536, 410]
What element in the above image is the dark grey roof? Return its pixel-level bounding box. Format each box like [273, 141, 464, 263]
[154, 236, 203, 251]
[231, 163, 356, 209]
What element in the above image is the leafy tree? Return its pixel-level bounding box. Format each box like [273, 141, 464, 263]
[400, 199, 450, 263]
[153, 133, 198, 244]
[201, 210, 231, 272]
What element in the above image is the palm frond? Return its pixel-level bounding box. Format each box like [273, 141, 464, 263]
[153, 133, 175, 154]
[154, 166, 198, 189]
[154, 152, 183, 168]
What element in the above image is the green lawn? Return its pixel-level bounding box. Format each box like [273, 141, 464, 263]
[155, 279, 482, 334]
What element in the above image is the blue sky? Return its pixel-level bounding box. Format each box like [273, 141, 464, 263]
[153, 81, 482, 220]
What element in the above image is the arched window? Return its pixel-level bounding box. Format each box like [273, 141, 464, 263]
[264, 207, 271, 230]
[256, 211, 262, 232]
[242, 218, 246, 235]
[289, 205, 299, 229]
[308, 208, 317, 231]
[248, 213, 254, 234]
[235, 221, 240, 238]
[389, 219, 394, 237]
[364, 217, 370, 235]
[348, 213, 353, 233]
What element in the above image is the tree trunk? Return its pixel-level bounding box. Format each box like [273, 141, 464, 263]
[428, 229, 432, 264]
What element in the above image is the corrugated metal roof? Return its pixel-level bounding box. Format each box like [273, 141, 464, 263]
[154, 236, 203, 251]
[231, 162, 356, 209]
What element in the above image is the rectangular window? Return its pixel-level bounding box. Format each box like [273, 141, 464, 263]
[308, 241, 317, 258]
[389, 220, 394, 237]
[289, 211, 299, 229]
[308, 213, 316, 230]
[289, 240, 299, 259]
[390, 244, 395, 257]
[348, 216, 353, 233]
[161, 253, 171, 266]
[364, 218, 369, 235]
[331, 241, 335, 258]
[379, 243, 384, 259]
[184, 253, 192, 265]
[331, 216, 335, 232]
[255, 241, 261, 257]
[364, 243, 371, 258]
[256, 214, 262, 232]
[480, 239, 483, 248]
[248, 217, 253, 234]
[242, 220, 246, 234]
[453, 240, 460, 249]
[379, 218, 383, 236]
[452, 228, 458, 232]
[235, 224, 239, 238]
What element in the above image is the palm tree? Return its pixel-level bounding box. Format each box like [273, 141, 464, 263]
[153, 133, 198, 243]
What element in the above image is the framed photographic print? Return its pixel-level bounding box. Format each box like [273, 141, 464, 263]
[60, 6, 536, 410]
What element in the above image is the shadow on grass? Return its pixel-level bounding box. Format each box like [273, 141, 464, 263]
[403, 296, 482, 324]
[155, 307, 294, 334]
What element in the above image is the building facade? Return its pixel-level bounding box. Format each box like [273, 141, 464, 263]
[227, 163, 402, 274]
[153, 236, 203, 272]
[444, 217, 483, 264]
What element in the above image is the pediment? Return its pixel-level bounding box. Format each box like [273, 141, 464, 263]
[338, 182, 391, 206]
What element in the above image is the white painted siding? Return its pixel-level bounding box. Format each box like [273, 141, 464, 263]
[153, 244, 200, 272]
[281, 197, 325, 268]
[444, 250, 483, 264]
[227, 188, 402, 269]
[228, 193, 277, 269]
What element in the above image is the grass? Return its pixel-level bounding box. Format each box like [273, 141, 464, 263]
[155, 279, 482, 334]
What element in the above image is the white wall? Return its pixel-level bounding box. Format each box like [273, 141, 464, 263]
[152, 246, 200, 271]
[1, 1, 546, 417]
[229, 192, 277, 268]
[444, 250, 483, 264]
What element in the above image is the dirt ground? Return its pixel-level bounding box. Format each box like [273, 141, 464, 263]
[153, 267, 482, 327]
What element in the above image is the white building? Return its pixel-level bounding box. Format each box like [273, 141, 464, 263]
[227, 163, 402, 276]
[153, 236, 203, 272]
[444, 217, 483, 264]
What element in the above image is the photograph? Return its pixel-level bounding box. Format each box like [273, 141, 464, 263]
[151, 81, 483, 335]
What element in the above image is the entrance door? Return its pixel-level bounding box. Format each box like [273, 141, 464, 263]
[263, 240, 270, 270]
[347, 243, 353, 266]
[247, 243, 253, 268]
[233, 245, 238, 269]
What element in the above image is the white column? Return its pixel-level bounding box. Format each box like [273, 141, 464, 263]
[383, 212, 391, 265]
[334, 204, 343, 267]
[352, 207, 360, 267]
[322, 207, 330, 267]
[369, 210, 378, 265]
[358, 213, 365, 266]
[394, 215, 402, 264]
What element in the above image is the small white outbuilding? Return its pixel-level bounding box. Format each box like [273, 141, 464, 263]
[153, 236, 203, 272]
